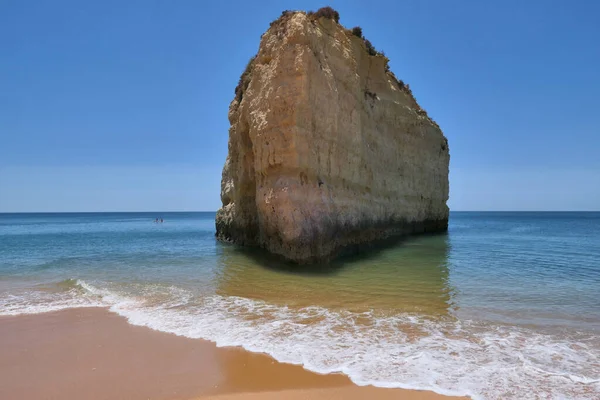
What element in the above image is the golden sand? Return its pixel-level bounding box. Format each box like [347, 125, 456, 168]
[0, 308, 466, 400]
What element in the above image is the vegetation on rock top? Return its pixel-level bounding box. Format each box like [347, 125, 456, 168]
[307, 6, 340, 23]
[234, 56, 256, 103]
[236, 6, 429, 118]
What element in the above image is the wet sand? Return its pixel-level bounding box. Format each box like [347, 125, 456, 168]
[0, 308, 466, 400]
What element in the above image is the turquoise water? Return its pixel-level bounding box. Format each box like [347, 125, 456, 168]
[1, 212, 599, 399]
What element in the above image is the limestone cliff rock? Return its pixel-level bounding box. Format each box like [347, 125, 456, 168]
[216, 10, 450, 264]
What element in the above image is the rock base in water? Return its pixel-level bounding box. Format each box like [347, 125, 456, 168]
[216, 9, 450, 264]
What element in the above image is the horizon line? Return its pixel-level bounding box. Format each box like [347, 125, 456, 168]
[1, 210, 599, 214]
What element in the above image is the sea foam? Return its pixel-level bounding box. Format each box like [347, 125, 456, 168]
[0, 284, 103, 315]
[1, 280, 599, 400]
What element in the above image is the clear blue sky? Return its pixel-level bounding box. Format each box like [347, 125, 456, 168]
[1, 0, 599, 212]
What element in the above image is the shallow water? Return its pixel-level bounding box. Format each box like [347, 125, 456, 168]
[1, 212, 599, 399]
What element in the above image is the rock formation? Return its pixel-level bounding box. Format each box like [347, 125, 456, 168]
[216, 8, 450, 264]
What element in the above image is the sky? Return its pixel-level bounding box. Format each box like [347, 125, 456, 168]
[1, 0, 599, 212]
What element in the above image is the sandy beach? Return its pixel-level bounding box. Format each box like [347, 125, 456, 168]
[0, 308, 465, 400]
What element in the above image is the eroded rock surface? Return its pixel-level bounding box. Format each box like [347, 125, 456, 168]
[216, 11, 450, 263]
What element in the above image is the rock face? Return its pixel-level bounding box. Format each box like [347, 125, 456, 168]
[216, 10, 450, 264]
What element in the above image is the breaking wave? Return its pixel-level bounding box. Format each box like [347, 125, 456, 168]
[1, 280, 599, 400]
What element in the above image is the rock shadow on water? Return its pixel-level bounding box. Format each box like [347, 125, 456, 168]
[214, 233, 456, 316]
[218, 232, 450, 276]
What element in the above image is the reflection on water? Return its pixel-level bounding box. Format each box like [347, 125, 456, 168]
[215, 234, 456, 316]
[2, 212, 600, 399]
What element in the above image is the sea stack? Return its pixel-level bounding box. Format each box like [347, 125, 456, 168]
[216, 8, 450, 264]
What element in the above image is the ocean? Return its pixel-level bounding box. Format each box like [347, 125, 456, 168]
[0, 212, 599, 399]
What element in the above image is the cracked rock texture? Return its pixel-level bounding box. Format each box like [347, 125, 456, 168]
[216, 12, 450, 263]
